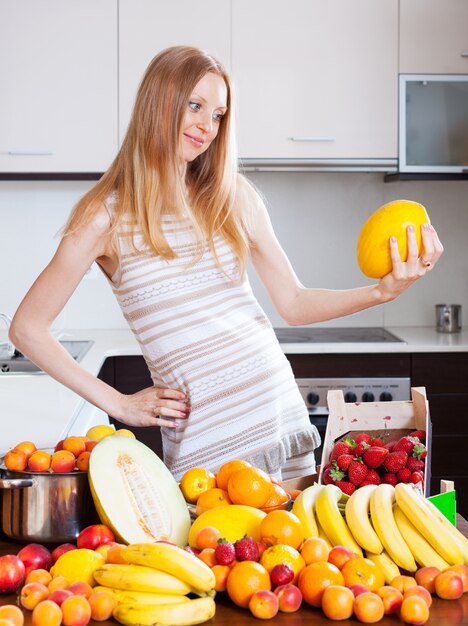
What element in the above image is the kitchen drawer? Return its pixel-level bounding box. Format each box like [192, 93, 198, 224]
[412, 353, 468, 394]
[285, 353, 410, 378]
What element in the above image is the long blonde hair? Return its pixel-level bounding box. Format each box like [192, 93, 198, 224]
[65, 45, 252, 276]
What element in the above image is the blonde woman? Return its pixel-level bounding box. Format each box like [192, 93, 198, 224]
[10, 46, 443, 481]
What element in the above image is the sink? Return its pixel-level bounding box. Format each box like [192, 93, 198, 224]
[0, 340, 94, 374]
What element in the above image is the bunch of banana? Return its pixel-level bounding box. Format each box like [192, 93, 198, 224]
[315, 484, 363, 556]
[345, 484, 383, 555]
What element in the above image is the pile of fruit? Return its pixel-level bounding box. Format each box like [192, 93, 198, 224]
[322, 430, 427, 495]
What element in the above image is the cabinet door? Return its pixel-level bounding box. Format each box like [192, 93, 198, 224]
[232, 0, 398, 160]
[118, 0, 231, 142]
[0, 0, 118, 173]
[400, 0, 468, 73]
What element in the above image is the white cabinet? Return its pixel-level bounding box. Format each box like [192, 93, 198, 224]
[400, 0, 468, 74]
[118, 0, 231, 143]
[232, 0, 398, 162]
[0, 0, 118, 174]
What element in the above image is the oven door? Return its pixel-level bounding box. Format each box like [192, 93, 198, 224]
[308, 409, 328, 466]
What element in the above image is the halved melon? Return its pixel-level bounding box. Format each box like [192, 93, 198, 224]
[88, 436, 190, 546]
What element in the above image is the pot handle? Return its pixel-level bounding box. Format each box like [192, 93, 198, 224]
[0, 478, 35, 489]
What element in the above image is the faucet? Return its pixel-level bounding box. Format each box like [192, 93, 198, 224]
[0, 313, 16, 358]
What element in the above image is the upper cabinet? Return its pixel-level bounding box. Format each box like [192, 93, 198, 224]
[400, 0, 468, 74]
[118, 0, 231, 142]
[232, 0, 398, 162]
[0, 0, 118, 174]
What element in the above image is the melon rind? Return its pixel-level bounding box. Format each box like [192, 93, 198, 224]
[88, 436, 190, 546]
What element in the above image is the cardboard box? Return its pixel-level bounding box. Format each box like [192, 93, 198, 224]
[317, 387, 432, 496]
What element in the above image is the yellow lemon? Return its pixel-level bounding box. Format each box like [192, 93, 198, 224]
[114, 429, 136, 439]
[50, 548, 105, 587]
[86, 424, 115, 442]
[260, 544, 306, 582]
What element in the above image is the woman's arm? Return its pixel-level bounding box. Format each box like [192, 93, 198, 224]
[9, 210, 188, 428]
[248, 193, 443, 326]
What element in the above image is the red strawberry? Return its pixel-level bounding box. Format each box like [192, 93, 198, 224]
[397, 468, 412, 483]
[412, 443, 427, 460]
[355, 433, 372, 445]
[348, 460, 368, 486]
[322, 466, 335, 485]
[336, 454, 354, 472]
[362, 446, 389, 469]
[371, 436, 385, 447]
[406, 456, 425, 472]
[215, 539, 236, 565]
[234, 536, 260, 562]
[353, 442, 370, 457]
[362, 470, 381, 485]
[330, 441, 352, 460]
[384, 440, 397, 452]
[411, 471, 425, 485]
[393, 436, 418, 455]
[335, 480, 356, 496]
[409, 429, 426, 443]
[381, 472, 398, 486]
[383, 450, 408, 473]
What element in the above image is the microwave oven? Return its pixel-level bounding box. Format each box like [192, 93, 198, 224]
[399, 74, 468, 174]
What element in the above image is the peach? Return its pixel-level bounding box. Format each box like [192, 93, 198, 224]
[446, 564, 468, 593]
[414, 566, 441, 594]
[76, 451, 91, 472]
[48, 589, 74, 607]
[0, 605, 24, 626]
[353, 591, 385, 624]
[48, 576, 70, 592]
[87, 590, 118, 621]
[400, 595, 430, 625]
[31, 600, 63, 626]
[67, 581, 93, 598]
[62, 437, 87, 458]
[390, 574, 418, 593]
[376, 585, 403, 614]
[322, 585, 355, 621]
[50, 450, 76, 473]
[15, 441, 37, 458]
[0, 554, 25, 593]
[404, 584, 432, 608]
[61, 594, 92, 626]
[76, 524, 115, 550]
[51, 543, 77, 564]
[4, 448, 28, 471]
[17, 543, 53, 575]
[327, 545, 357, 570]
[274, 583, 303, 612]
[25, 569, 52, 586]
[20, 582, 50, 610]
[27, 450, 51, 472]
[249, 589, 279, 619]
[434, 570, 464, 600]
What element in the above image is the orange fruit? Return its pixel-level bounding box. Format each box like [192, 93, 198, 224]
[259, 544, 305, 582]
[298, 561, 344, 607]
[300, 537, 330, 564]
[226, 561, 271, 608]
[322, 585, 355, 620]
[259, 510, 304, 550]
[216, 459, 252, 490]
[179, 467, 217, 504]
[341, 557, 385, 592]
[261, 484, 290, 511]
[196, 488, 231, 515]
[227, 467, 273, 508]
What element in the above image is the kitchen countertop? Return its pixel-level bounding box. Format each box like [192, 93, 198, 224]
[1, 326, 468, 454]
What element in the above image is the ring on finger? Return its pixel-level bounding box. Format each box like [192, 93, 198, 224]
[421, 257, 432, 268]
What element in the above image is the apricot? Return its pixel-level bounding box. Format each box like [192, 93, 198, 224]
[67, 581, 93, 598]
[76, 451, 91, 472]
[48, 589, 74, 607]
[20, 582, 50, 610]
[434, 570, 464, 600]
[50, 450, 76, 473]
[414, 566, 441, 594]
[400, 595, 430, 625]
[376, 585, 403, 614]
[105, 543, 127, 564]
[87, 590, 117, 621]
[48, 576, 70, 592]
[25, 569, 52, 586]
[0, 605, 24, 626]
[249, 589, 279, 619]
[390, 574, 417, 594]
[4, 448, 28, 471]
[327, 545, 356, 570]
[404, 585, 432, 608]
[322, 585, 354, 620]
[353, 591, 385, 623]
[27, 450, 51, 472]
[15, 441, 37, 458]
[445, 564, 468, 593]
[31, 600, 62, 626]
[62, 436, 87, 458]
[61, 594, 92, 626]
[84, 440, 98, 453]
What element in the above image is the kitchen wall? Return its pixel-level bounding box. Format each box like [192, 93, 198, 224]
[1, 174, 467, 331]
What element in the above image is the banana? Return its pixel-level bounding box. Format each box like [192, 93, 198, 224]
[113, 596, 216, 626]
[423, 498, 468, 566]
[369, 484, 417, 572]
[394, 483, 464, 566]
[392, 504, 450, 571]
[93, 586, 191, 605]
[315, 484, 363, 556]
[94, 563, 192, 595]
[365, 550, 401, 584]
[291, 483, 322, 537]
[123, 542, 216, 593]
[345, 484, 384, 554]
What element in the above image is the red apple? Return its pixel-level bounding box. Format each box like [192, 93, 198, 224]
[77, 524, 115, 550]
[17, 543, 52, 575]
[274, 583, 303, 613]
[0, 554, 26, 593]
[51, 543, 77, 564]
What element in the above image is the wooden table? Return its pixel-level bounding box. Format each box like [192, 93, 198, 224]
[1, 516, 467, 625]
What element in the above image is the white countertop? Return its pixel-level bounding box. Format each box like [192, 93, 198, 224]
[1, 326, 467, 454]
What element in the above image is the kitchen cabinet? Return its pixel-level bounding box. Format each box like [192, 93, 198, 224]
[399, 0, 468, 74]
[0, 0, 118, 174]
[232, 0, 398, 161]
[118, 0, 231, 143]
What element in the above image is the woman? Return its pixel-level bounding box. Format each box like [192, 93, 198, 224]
[10, 46, 443, 481]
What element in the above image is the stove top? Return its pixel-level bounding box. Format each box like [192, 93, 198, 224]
[273, 327, 405, 343]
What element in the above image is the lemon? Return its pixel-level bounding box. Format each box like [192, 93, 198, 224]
[114, 429, 136, 439]
[86, 424, 115, 442]
[50, 548, 105, 587]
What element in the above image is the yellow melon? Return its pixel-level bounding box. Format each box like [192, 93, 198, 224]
[357, 199, 430, 279]
[188, 505, 267, 547]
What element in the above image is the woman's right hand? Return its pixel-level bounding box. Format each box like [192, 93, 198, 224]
[115, 386, 190, 428]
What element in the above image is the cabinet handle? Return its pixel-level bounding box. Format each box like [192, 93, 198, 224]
[8, 150, 53, 156]
[461, 52, 468, 58]
[289, 137, 335, 142]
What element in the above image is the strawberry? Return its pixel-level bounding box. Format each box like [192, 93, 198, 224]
[397, 468, 412, 483]
[335, 480, 356, 496]
[234, 536, 260, 562]
[381, 472, 398, 486]
[336, 454, 354, 472]
[383, 450, 408, 473]
[409, 429, 426, 443]
[393, 436, 418, 455]
[355, 433, 372, 445]
[322, 466, 335, 485]
[406, 456, 425, 472]
[384, 440, 397, 452]
[362, 446, 389, 469]
[411, 470, 425, 485]
[353, 441, 370, 457]
[215, 539, 236, 565]
[348, 459, 368, 486]
[371, 436, 386, 447]
[412, 443, 427, 460]
[330, 441, 352, 460]
[362, 470, 381, 485]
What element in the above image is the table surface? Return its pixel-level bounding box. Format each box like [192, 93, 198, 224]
[1, 516, 467, 625]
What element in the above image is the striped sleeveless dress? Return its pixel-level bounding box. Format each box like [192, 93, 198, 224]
[108, 212, 320, 481]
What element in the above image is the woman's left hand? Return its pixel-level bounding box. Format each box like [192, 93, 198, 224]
[378, 223, 444, 300]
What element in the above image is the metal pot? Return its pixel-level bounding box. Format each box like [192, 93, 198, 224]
[0, 468, 100, 544]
